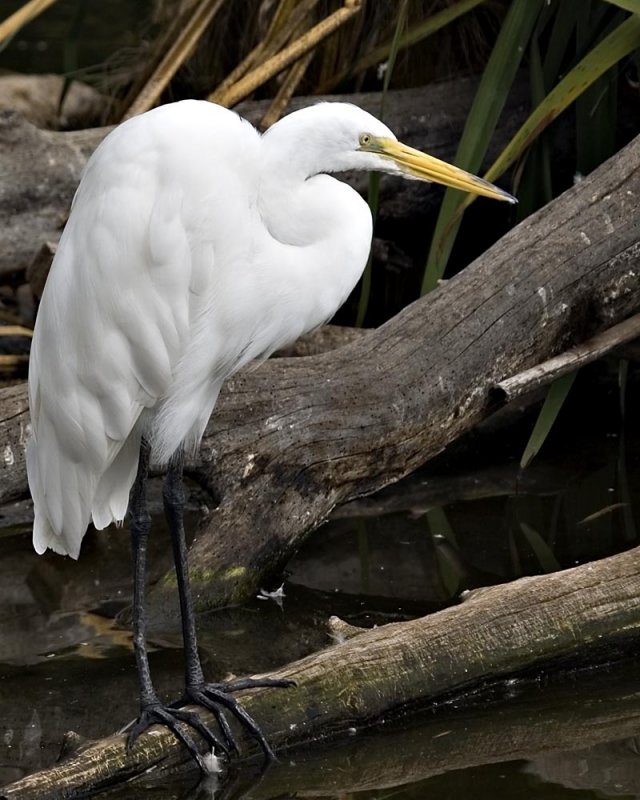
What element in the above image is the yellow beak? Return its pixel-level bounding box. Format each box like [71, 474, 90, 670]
[363, 137, 516, 204]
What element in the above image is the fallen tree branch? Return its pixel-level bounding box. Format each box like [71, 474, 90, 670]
[2, 544, 639, 798]
[494, 312, 640, 402]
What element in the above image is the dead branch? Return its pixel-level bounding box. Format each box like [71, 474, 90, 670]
[495, 313, 640, 402]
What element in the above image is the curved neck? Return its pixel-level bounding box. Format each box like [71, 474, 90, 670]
[255, 168, 373, 335]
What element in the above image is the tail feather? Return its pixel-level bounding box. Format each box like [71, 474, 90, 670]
[28, 436, 85, 559]
[27, 420, 142, 557]
[92, 426, 142, 530]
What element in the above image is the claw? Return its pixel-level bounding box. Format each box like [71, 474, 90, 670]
[200, 687, 277, 760]
[126, 702, 222, 771]
[221, 677, 296, 693]
[173, 677, 294, 761]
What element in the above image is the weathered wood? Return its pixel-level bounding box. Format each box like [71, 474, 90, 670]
[274, 324, 367, 356]
[0, 384, 31, 502]
[0, 75, 531, 283]
[495, 312, 640, 402]
[2, 543, 639, 798]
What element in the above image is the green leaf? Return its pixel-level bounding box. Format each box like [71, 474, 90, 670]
[483, 13, 640, 188]
[356, 519, 371, 594]
[348, 0, 488, 82]
[520, 371, 578, 468]
[422, 0, 544, 294]
[618, 357, 628, 419]
[425, 506, 458, 548]
[575, 3, 622, 176]
[356, 0, 408, 326]
[515, 35, 552, 217]
[441, 11, 640, 257]
[601, 0, 640, 12]
[543, 2, 581, 90]
[519, 522, 561, 573]
[426, 507, 461, 598]
[356, 173, 379, 327]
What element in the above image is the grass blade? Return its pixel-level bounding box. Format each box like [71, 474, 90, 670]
[575, 3, 622, 176]
[425, 506, 459, 548]
[356, 0, 408, 327]
[455, 13, 640, 224]
[520, 371, 578, 469]
[519, 522, 561, 573]
[320, 0, 487, 93]
[426, 507, 461, 597]
[543, 2, 580, 90]
[618, 357, 628, 420]
[422, 0, 544, 294]
[601, 0, 640, 11]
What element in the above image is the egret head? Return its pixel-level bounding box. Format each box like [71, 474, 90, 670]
[264, 102, 515, 204]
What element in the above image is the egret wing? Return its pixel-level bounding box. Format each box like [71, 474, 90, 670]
[28, 147, 193, 557]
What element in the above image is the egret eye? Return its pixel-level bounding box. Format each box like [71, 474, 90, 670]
[359, 133, 371, 147]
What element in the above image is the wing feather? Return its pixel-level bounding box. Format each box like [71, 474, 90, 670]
[28, 100, 263, 556]
[28, 127, 194, 556]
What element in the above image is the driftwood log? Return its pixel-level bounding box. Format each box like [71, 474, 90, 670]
[1, 543, 639, 798]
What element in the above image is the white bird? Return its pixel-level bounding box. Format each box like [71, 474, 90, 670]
[27, 99, 515, 768]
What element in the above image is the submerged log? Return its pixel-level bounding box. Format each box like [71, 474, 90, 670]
[1, 542, 639, 799]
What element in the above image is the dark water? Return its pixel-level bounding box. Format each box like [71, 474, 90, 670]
[1, 367, 639, 797]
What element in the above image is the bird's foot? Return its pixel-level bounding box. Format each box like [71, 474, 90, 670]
[126, 700, 231, 771]
[172, 677, 296, 760]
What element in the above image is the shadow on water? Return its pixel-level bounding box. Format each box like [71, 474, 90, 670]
[0, 365, 639, 796]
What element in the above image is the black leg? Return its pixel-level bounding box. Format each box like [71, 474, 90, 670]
[129, 439, 155, 707]
[162, 449, 205, 687]
[163, 450, 294, 761]
[125, 440, 226, 770]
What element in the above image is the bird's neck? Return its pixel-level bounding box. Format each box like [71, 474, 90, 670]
[256, 169, 373, 335]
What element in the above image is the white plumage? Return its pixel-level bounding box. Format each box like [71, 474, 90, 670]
[27, 99, 514, 560]
[25, 98, 517, 767]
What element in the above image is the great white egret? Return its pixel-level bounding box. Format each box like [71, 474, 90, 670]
[27, 99, 515, 769]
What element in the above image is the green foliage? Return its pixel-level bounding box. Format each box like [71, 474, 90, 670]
[356, 0, 408, 327]
[518, 522, 561, 573]
[422, 0, 544, 294]
[425, 506, 461, 598]
[424, 2, 640, 293]
[520, 371, 577, 469]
